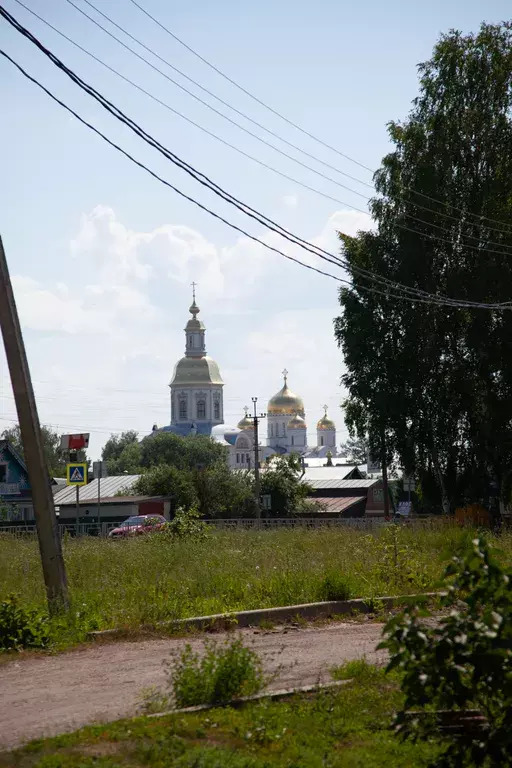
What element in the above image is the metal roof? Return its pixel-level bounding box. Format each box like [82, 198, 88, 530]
[302, 466, 363, 481]
[53, 475, 140, 505]
[304, 478, 379, 490]
[312, 496, 367, 513]
[57, 494, 170, 507]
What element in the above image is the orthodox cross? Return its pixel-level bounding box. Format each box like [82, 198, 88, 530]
[243, 405, 249, 417]
[323, 404, 328, 416]
[191, 281, 197, 301]
[282, 368, 288, 385]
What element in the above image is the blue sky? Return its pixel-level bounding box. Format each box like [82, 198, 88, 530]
[0, 0, 509, 459]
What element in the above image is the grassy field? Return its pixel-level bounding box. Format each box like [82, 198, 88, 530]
[0, 662, 443, 767]
[1, 524, 510, 643]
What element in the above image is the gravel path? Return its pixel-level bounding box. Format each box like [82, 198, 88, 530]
[0, 621, 387, 750]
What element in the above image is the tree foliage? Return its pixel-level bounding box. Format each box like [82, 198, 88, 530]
[102, 430, 140, 475]
[134, 465, 197, 510]
[133, 452, 309, 519]
[334, 23, 512, 513]
[260, 454, 312, 517]
[339, 434, 368, 465]
[1, 424, 79, 478]
[381, 537, 512, 766]
[140, 432, 227, 472]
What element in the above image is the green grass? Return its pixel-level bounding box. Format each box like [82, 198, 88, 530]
[1, 524, 510, 647]
[0, 662, 443, 767]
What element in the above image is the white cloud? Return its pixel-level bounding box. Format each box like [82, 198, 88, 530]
[282, 194, 298, 209]
[1, 207, 371, 457]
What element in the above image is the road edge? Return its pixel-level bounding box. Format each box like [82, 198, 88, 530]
[88, 591, 442, 640]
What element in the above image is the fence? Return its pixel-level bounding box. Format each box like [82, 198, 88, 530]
[0, 516, 461, 538]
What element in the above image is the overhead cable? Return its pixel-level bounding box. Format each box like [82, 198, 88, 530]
[1, 7, 510, 309]
[124, 0, 512, 235]
[68, 0, 512, 239]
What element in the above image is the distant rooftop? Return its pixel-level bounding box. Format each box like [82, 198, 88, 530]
[53, 475, 140, 505]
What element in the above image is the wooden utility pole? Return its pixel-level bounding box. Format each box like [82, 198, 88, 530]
[381, 428, 390, 519]
[251, 397, 266, 522]
[0, 236, 68, 611]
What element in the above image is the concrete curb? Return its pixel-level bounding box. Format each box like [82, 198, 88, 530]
[147, 678, 353, 718]
[88, 591, 442, 641]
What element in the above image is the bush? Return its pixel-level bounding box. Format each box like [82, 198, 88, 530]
[380, 537, 512, 767]
[0, 594, 50, 651]
[168, 638, 265, 707]
[318, 571, 351, 601]
[164, 505, 209, 540]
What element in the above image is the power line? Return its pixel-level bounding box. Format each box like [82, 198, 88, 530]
[3, 6, 508, 308]
[125, 0, 512, 236]
[0, 53, 360, 294]
[127, 0, 374, 175]
[64, 0, 371, 198]
[0, 45, 488, 309]
[10, 0, 375, 212]
[1, 8, 510, 309]
[28, 0, 512, 251]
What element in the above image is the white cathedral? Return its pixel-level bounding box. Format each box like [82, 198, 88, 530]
[154, 291, 338, 468]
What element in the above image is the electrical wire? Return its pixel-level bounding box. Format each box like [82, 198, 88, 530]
[72, 0, 372, 191]
[0, 25, 491, 309]
[46, 0, 512, 248]
[125, 0, 512, 235]
[63, 0, 371, 199]
[12, 1, 512, 254]
[126, 0, 374, 176]
[1, 6, 511, 310]
[10, 0, 375, 213]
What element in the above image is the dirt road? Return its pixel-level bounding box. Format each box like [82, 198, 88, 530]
[0, 621, 387, 750]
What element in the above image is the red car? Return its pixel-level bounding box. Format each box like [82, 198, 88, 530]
[108, 514, 167, 538]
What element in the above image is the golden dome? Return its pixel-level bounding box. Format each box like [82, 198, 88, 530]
[268, 371, 304, 416]
[317, 406, 336, 431]
[170, 356, 223, 386]
[237, 408, 253, 431]
[287, 413, 307, 429]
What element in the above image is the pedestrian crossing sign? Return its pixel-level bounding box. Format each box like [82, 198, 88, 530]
[66, 462, 87, 486]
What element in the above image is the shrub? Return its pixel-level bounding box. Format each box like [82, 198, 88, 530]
[380, 537, 512, 767]
[164, 505, 209, 540]
[318, 571, 351, 601]
[168, 637, 265, 707]
[0, 594, 50, 651]
[332, 658, 387, 683]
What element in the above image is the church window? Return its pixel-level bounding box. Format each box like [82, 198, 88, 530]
[236, 453, 240, 464]
[197, 400, 206, 419]
[214, 401, 220, 420]
[246, 454, 250, 464]
[189, 335, 193, 347]
[271, 424, 274, 437]
[320, 436, 324, 446]
[179, 399, 187, 420]
[282, 423, 286, 435]
[291, 435, 294, 446]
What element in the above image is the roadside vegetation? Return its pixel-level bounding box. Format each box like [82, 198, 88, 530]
[2, 533, 509, 766]
[0, 660, 442, 767]
[1, 523, 512, 650]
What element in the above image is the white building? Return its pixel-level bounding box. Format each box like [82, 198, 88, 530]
[153, 291, 341, 465]
[156, 290, 227, 438]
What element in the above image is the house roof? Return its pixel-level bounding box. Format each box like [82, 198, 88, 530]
[56, 494, 169, 507]
[303, 478, 380, 490]
[53, 475, 140, 505]
[0, 439, 28, 473]
[311, 496, 367, 513]
[302, 466, 364, 481]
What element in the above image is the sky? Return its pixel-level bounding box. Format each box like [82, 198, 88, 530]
[0, 0, 509, 460]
